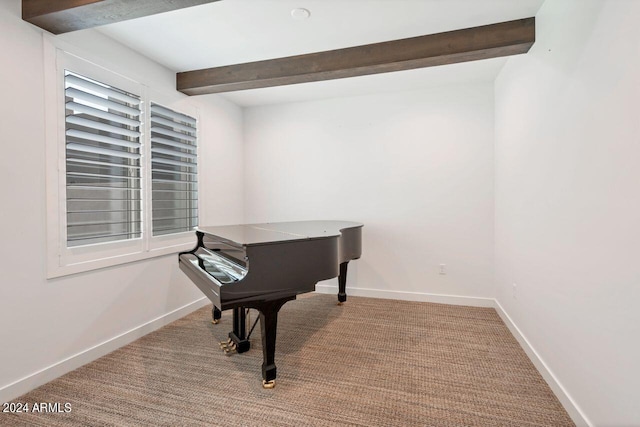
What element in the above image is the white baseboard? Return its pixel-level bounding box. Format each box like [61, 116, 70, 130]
[0, 297, 210, 404]
[493, 300, 591, 427]
[315, 284, 495, 307]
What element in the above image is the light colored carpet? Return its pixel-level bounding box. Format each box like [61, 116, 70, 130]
[1, 294, 574, 426]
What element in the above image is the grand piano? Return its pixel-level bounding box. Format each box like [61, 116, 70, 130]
[178, 220, 363, 388]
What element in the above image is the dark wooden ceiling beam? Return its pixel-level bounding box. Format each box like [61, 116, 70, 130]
[177, 17, 535, 96]
[22, 0, 221, 34]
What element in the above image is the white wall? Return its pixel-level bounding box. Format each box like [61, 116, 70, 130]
[495, 0, 640, 425]
[0, 0, 243, 401]
[243, 85, 495, 302]
[5, 0, 637, 424]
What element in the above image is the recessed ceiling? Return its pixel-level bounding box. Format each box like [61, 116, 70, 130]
[96, 0, 545, 106]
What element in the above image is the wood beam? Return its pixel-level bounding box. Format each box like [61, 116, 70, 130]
[177, 17, 535, 96]
[22, 0, 221, 34]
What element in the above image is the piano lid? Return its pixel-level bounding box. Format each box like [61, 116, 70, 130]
[197, 220, 363, 247]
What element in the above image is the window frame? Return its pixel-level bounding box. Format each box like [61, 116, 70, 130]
[45, 44, 200, 278]
[145, 89, 201, 254]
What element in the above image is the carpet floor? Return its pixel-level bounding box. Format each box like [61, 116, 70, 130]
[1, 294, 574, 426]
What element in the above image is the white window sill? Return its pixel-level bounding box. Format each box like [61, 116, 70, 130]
[47, 235, 196, 279]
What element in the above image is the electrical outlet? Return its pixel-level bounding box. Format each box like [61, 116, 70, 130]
[439, 264, 446, 275]
[512, 283, 517, 299]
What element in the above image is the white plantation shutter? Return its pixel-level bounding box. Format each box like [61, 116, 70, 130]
[64, 71, 142, 247]
[150, 103, 198, 236]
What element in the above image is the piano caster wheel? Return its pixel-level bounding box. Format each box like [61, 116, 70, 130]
[262, 380, 276, 389]
[211, 319, 220, 324]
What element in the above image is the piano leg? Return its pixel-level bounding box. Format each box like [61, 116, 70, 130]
[255, 296, 295, 388]
[211, 307, 222, 324]
[228, 307, 250, 353]
[338, 261, 349, 304]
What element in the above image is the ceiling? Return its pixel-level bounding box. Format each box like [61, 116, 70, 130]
[96, 0, 545, 106]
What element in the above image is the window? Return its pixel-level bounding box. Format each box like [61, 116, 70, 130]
[150, 104, 198, 236]
[46, 49, 199, 278]
[65, 72, 143, 247]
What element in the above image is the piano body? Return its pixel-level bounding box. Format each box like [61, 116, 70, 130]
[178, 220, 362, 388]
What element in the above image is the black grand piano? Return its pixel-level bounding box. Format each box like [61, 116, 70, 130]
[178, 220, 362, 388]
